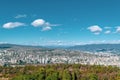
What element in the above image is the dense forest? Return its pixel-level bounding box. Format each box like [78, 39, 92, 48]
[0, 64, 120, 80]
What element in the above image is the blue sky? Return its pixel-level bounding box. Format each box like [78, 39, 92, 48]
[0, 0, 120, 46]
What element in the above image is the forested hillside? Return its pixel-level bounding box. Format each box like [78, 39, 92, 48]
[0, 64, 119, 80]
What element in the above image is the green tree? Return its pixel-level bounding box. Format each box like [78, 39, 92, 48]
[45, 68, 59, 80]
[88, 73, 98, 80]
[12, 75, 30, 80]
[36, 68, 46, 80]
[46, 72, 58, 80]
[71, 72, 76, 80]
[62, 70, 72, 80]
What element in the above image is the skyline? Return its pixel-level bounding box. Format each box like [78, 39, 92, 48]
[0, 0, 120, 46]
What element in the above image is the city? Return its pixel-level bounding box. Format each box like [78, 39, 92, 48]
[0, 45, 120, 67]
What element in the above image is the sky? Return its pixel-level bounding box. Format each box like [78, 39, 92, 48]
[0, 0, 120, 46]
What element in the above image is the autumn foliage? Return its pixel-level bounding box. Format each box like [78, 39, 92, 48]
[0, 64, 119, 80]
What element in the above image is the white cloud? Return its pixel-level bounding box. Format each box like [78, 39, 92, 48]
[3, 22, 26, 29]
[42, 26, 52, 31]
[42, 40, 77, 46]
[45, 22, 60, 27]
[31, 19, 45, 27]
[15, 14, 27, 18]
[87, 25, 102, 34]
[105, 30, 111, 34]
[116, 27, 120, 33]
[31, 19, 59, 31]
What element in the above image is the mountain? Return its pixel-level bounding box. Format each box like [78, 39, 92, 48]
[68, 44, 120, 55]
[1, 43, 120, 54]
[0, 43, 45, 49]
[0, 44, 17, 49]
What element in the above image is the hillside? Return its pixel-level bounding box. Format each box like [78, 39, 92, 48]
[68, 44, 120, 55]
[0, 64, 119, 80]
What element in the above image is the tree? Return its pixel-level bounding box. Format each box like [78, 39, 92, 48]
[46, 72, 58, 80]
[12, 75, 30, 80]
[88, 73, 98, 80]
[36, 68, 46, 80]
[45, 68, 59, 80]
[62, 70, 72, 80]
[71, 72, 76, 80]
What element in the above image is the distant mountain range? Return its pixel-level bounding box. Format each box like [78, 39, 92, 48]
[1, 43, 120, 54]
[68, 44, 120, 55]
[0, 44, 44, 49]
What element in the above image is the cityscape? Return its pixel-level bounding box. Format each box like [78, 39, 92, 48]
[0, 44, 120, 67]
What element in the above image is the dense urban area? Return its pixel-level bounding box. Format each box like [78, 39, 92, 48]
[0, 44, 120, 67]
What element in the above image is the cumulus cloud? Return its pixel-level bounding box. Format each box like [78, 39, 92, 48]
[87, 25, 102, 34]
[15, 14, 27, 18]
[3, 22, 26, 29]
[116, 27, 120, 33]
[31, 19, 59, 31]
[42, 26, 52, 31]
[31, 19, 45, 27]
[105, 30, 111, 34]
